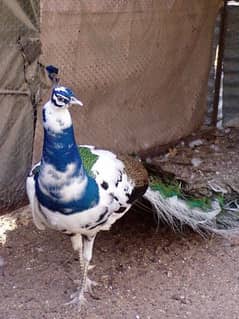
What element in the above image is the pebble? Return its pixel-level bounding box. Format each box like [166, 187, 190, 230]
[0, 256, 4, 267]
[189, 139, 204, 148]
[191, 158, 202, 167]
[0, 256, 5, 275]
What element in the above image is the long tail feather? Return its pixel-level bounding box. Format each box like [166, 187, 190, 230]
[143, 187, 239, 237]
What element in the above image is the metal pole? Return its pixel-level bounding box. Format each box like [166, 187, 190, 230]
[211, 0, 228, 126]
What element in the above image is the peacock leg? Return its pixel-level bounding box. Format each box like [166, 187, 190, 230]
[67, 234, 96, 310]
[81, 235, 97, 297]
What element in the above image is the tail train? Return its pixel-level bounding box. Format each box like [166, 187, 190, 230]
[139, 163, 239, 237]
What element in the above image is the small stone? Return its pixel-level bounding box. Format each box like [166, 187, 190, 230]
[171, 294, 188, 304]
[189, 139, 204, 148]
[210, 144, 220, 152]
[0, 256, 5, 267]
[0, 256, 5, 276]
[191, 158, 202, 167]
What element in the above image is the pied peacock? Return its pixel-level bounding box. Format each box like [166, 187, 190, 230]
[26, 85, 239, 310]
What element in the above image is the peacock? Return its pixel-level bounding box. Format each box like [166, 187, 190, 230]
[26, 85, 239, 311]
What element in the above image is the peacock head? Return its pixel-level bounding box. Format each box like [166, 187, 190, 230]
[51, 86, 83, 108]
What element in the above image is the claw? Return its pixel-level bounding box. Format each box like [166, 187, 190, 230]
[73, 277, 99, 299]
[85, 278, 99, 299]
[88, 264, 95, 271]
[70, 289, 79, 300]
[64, 291, 87, 312]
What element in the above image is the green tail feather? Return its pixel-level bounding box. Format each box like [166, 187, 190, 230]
[145, 161, 224, 212]
[141, 161, 239, 235]
[150, 178, 217, 211]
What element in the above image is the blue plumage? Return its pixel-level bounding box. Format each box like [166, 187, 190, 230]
[46, 65, 59, 86]
[35, 93, 99, 214]
[35, 174, 99, 215]
[42, 125, 82, 171]
[46, 65, 58, 76]
[51, 87, 73, 106]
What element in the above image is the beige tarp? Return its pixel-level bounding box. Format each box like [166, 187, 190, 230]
[0, 0, 222, 211]
[34, 0, 222, 164]
[0, 0, 40, 212]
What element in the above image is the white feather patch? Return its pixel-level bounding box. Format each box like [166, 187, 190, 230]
[38, 162, 87, 202]
[59, 176, 88, 201]
[43, 101, 72, 133]
[144, 188, 221, 233]
[28, 145, 136, 237]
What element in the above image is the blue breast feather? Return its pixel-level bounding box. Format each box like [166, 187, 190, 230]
[35, 126, 100, 215]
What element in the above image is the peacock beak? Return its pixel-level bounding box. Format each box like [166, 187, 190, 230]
[70, 96, 83, 106]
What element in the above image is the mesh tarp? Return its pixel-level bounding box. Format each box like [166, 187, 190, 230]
[34, 0, 222, 163]
[0, 0, 223, 211]
[0, 0, 40, 212]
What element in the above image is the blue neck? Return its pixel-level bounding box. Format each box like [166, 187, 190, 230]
[42, 125, 82, 172]
[36, 117, 99, 215]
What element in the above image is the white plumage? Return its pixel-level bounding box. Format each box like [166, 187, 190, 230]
[26, 86, 147, 309]
[27, 146, 135, 235]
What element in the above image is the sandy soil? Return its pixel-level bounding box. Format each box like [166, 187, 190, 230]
[1, 208, 239, 319]
[1, 128, 239, 319]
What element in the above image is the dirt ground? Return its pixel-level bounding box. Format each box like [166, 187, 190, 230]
[1, 128, 239, 319]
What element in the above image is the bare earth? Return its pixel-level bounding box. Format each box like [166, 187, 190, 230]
[1, 128, 239, 319]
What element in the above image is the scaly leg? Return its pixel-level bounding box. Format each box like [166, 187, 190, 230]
[72, 277, 98, 298]
[73, 275, 98, 297]
[67, 234, 96, 310]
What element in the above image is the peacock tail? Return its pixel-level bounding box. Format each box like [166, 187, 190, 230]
[141, 162, 239, 237]
[149, 174, 218, 211]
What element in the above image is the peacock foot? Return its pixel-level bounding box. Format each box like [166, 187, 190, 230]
[73, 277, 99, 299]
[65, 290, 87, 311]
[85, 278, 99, 299]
